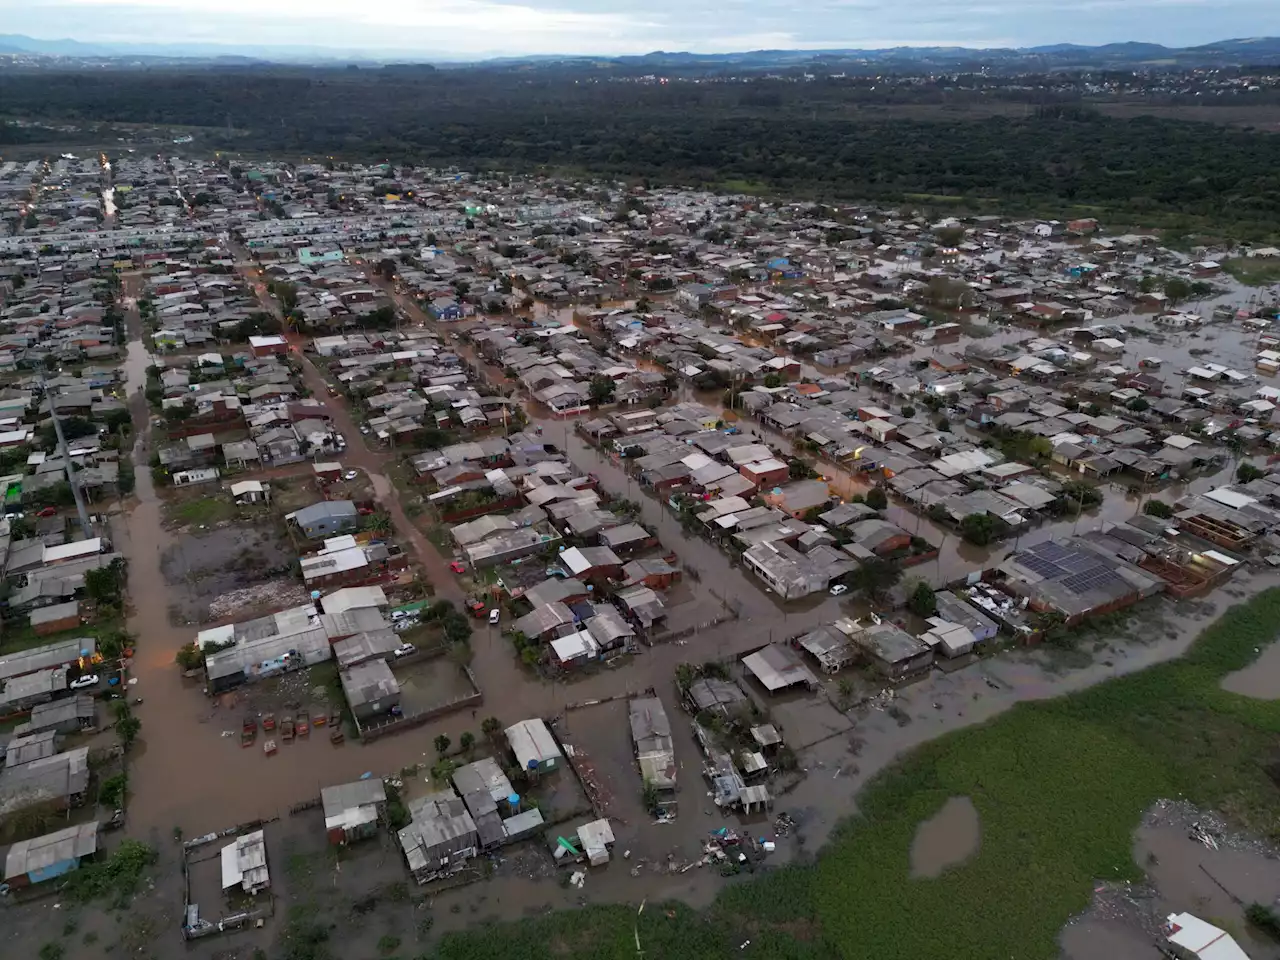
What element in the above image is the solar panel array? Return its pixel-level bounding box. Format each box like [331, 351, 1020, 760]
[1017, 541, 1120, 596]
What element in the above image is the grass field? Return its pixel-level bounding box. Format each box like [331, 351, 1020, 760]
[162, 494, 236, 528]
[429, 589, 1280, 960]
[1223, 257, 1280, 287]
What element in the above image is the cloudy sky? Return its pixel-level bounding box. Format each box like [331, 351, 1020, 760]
[2, 0, 1277, 57]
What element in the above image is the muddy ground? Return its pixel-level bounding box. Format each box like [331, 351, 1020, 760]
[160, 524, 299, 625]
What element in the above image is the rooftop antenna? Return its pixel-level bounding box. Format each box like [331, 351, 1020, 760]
[43, 377, 93, 533]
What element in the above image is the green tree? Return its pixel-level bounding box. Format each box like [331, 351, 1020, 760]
[85, 560, 125, 603]
[434, 734, 451, 756]
[588, 375, 616, 405]
[864, 487, 888, 511]
[1126, 396, 1150, 412]
[1143, 499, 1174, 519]
[459, 731, 476, 756]
[481, 716, 503, 740]
[908, 580, 937, 617]
[850, 558, 901, 601]
[1237, 462, 1265, 483]
[443, 612, 473, 645]
[1163, 276, 1192, 304]
[960, 513, 1002, 546]
[1246, 903, 1280, 941]
[174, 642, 204, 671]
[763, 373, 783, 388]
[113, 701, 141, 749]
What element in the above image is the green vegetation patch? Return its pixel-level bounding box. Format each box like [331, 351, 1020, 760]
[1222, 257, 1280, 286]
[431, 589, 1280, 960]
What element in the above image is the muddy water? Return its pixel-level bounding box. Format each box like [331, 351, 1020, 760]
[1064, 814, 1280, 960]
[1220, 639, 1280, 700]
[115, 279, 549, 837]
[1135, 822, 1280, 959]
[1060, 918, 1162, 960]
[909, 796, 980, 878]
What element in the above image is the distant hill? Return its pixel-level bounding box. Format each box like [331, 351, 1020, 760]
[0, 33, 1278, 70]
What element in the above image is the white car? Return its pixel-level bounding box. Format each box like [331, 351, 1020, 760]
[343, 470, 358, 481]
[829, 584, 849, 597]
[69, 674, 99, 690]
[488, 608, 500, 625]
[393, 643, 416, 658]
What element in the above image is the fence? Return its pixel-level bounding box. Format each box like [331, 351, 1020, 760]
[647, 611, 739, 646]
[356, 665, 484, 743]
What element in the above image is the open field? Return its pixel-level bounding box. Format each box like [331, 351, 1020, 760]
[427, 588, 1280, 960]
[1223, 257, 1280, 287]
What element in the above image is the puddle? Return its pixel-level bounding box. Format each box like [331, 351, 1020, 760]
[909, 795, 980, 878]
[1220, 638, 1280, 700]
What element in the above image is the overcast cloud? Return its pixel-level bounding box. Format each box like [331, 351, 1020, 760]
[1, 0, 1277, 57]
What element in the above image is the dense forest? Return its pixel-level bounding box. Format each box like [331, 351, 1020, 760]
[4, 66, 1280, 236]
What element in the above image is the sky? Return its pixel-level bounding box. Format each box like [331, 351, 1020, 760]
[1, 0, 1278, 58]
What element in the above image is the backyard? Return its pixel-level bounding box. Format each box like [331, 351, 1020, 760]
[429, 588, 1280, 960]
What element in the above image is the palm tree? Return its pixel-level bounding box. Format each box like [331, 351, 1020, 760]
[433, 734, 450, 756]
[460, 732, 476, 756]
[481, 716, 502, 741]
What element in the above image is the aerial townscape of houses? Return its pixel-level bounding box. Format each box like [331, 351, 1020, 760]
[0, 151, 1276, 954]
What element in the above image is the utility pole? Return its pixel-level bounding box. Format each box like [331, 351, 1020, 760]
[44, 378, 92, 533]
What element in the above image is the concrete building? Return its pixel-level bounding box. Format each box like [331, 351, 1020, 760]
[340, 659, 401, 722]
[742, 643, 819, 693]
[399, 790, 479, 884]
[629, 696, 676, 793]
[321, 780, 387, 846]
[12, 694, 96, 737]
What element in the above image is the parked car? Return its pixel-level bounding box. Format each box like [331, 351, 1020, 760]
[69, 674, 99, 690]
[829, 584, 849, 597]
[450, 561, 466, 573]
[359, 424, 371, 435]
[36, 506, 57, 518]
[467, 599, 487, 618]
[393, 643, 416, 658]
[343, 470, 358, 481]
[488, 608, 500, 625]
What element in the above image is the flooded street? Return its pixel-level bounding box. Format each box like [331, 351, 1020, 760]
[909, 796, 980, 878]
[102, 263, 1280, 941]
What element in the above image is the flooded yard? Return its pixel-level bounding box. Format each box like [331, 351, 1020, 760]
[910, 795, 981, 878]
[159, 524, 298, 624]
[1221, 638, 1280, 700]
[1061, 800, 1280, 960]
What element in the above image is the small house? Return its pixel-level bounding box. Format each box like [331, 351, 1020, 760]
[3, 821, 98, 889]
[321, 780, 388, 846]
[220, 829, 270, 896]
[505, 718, 562, 772]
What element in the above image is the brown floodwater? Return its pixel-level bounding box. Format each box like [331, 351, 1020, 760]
[909, 796, 980, 879]
[1063, 813, 1280, 960]
[1220, 639, 1280, 700]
